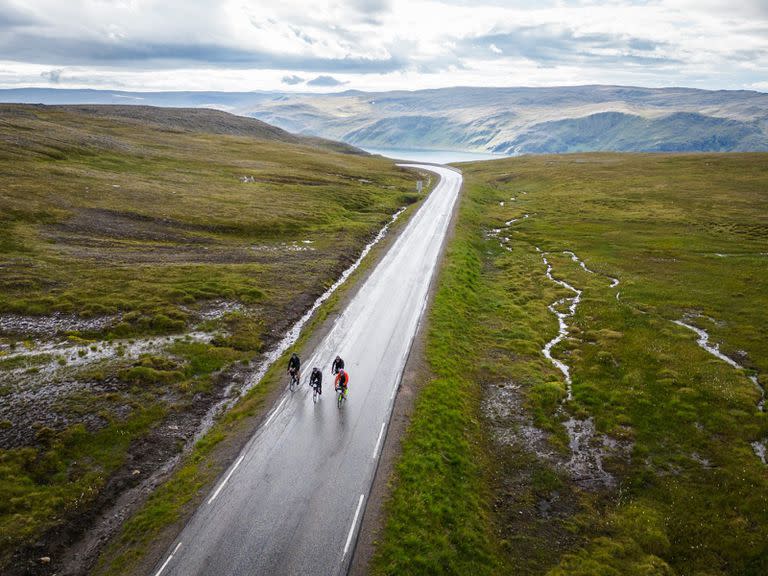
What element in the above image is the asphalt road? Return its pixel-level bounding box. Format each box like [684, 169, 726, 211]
[153, 165, 462, 576]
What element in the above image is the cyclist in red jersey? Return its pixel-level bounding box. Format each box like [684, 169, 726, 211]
[334, 368, 349, 398]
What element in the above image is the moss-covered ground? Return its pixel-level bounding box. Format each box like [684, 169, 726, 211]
[0, 104, 418, 568]
[373, 153, 768, 575]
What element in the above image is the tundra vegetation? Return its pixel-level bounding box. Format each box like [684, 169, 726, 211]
[0, 104, 417, 570]
[373, 153, 768, 575]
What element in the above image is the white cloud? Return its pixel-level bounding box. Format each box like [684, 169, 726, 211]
[0, 0, 765, 92]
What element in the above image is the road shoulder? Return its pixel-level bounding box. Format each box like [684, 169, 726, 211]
[349, 166, 462, 575]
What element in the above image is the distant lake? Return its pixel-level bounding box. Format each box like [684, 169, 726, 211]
[362, 147, 507, 164]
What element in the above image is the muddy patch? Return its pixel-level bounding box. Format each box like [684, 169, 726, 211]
[483, 383, 558, 462]
[0, 332, 213, 449]
[483, 382, 629, 490]
[562, 417, 625, 489]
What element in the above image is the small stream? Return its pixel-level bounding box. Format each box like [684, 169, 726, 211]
[537, 248, 582, 401]
[537, 248, 620, 400]
[672, 318, 766, 464]
[488, 208, 623, 487]
[672, 319, 765, 412]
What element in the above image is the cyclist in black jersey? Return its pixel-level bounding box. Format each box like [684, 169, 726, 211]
[309, 367, 322, 399]
[331, 355, 344, 375]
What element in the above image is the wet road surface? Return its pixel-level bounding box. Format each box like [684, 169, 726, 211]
[153, 165, 462, 576]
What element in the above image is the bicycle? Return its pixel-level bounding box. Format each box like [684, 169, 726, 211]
[335, 385, 347, 408]
[288, 367, 300, 391]
[311, 381, 321, 403]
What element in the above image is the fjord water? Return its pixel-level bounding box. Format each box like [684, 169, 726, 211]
[364, 146, 505, 164]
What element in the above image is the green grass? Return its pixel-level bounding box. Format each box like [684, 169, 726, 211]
[375, 153, 768, 575]
[0, 104, 419, 567]
[0, 405, 167, 557]
[90, 170, 430, 575]
[371, 168, 505, 575]
[0, 105, 415, 322]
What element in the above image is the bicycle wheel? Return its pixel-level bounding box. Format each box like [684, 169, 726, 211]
[337, 389, 344, 408]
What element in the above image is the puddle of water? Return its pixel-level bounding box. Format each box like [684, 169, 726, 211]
[673, 319, 765, 412]
[752, 440, 767, 465]
[0, 332, 214, 402]
[0, 312, 119, 338]
[505, 213, 529, 227]
[563, 417, 618, 489]
[483, 383, 558, 461]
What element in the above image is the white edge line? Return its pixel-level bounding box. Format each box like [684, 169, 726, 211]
[390, 384, 397, 400]
[372, 422, 386, 459]
[265, 396, 287, 428]
[343, 494, 365, 558]
[154, 542, 182, 576]
[207, 454, 245, 505]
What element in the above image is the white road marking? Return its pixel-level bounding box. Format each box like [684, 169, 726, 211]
[390, 384, 397, 400]
[207, 454, 245, 505]
[343, 494, 365, 559]
[154, 542, 182, 576]
[372, 422, 386, 459]
[264, 397, 287, 427]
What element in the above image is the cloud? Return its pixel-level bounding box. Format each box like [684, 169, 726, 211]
[307, 75, 347, 87]
[0, 33, 406, 73]
[282, 74, 305, 85]
[460, 26, 681, 68]
[0, 0, 766, 92]
[0, 1, 39, 27]
[40, 68, 62, 83]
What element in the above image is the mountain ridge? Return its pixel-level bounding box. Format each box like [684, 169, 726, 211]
[2, 85, 767, 154]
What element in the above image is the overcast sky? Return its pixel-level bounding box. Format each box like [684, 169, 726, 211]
[0, 0, 766, 93]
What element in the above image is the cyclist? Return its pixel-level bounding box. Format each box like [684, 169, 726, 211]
[331, 355, 345, 375]
[334, 368, 349, 399]
[287, 352, 301, 385]
[309, 367, 322, 396]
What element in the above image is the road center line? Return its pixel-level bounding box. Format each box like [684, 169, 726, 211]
[154, 541, 182, 576]
[207, 454, 245, 505]
[372, 422, 386, 459]
[343, 494, 365, 559]
[264, 396, 287, 428]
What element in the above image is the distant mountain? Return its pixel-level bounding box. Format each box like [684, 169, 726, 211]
[2, 85, 767, 154]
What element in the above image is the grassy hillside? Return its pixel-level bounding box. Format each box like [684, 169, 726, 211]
[373, 153, 768, 575]
[0, 104, 416, 569]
